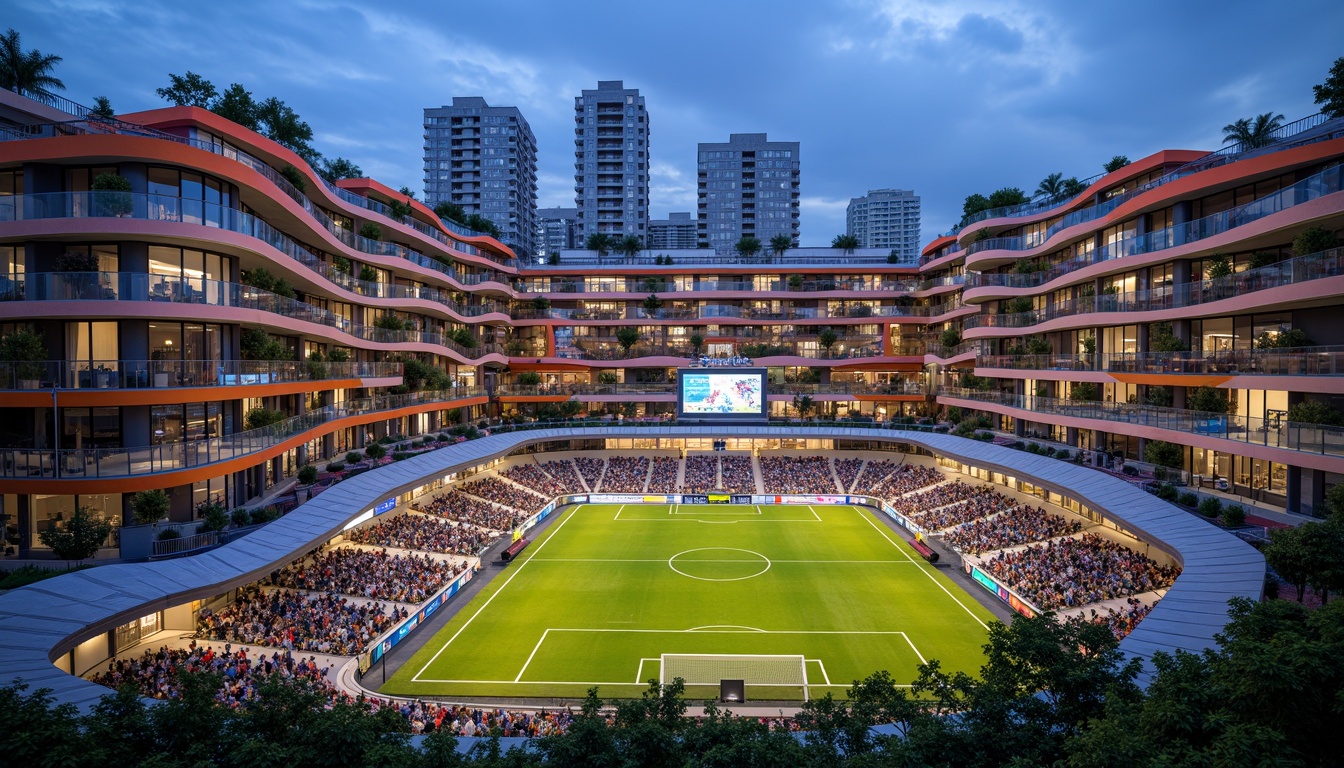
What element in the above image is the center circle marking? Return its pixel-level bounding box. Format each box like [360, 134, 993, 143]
[667, 547, 772, 582]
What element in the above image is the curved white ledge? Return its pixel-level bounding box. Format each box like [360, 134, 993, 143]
[0, 426, 1263, 709]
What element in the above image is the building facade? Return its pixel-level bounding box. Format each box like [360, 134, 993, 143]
[573, 81, 649, 241]
[648, 212, 697, 250]
[697, 133, 800, 254]
[847, 188, 921, 262]
[424, 97, 538, 258]
[2, 84, 1342, 561]
[536, 207, 581, 262]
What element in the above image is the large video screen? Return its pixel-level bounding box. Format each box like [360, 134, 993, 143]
[677, 368, 768, 423]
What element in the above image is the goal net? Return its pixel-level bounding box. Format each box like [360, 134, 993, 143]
[660, 654, 809, 699]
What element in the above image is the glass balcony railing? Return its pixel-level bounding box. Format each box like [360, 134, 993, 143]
[0, 388, 483, 480]
[940, 388, 1344, 458]
[491, 381, 928, 397]
[952, 112, 1338, 236]
[0, 271, 503, 361]
[512, 277, 927, 295]
[0, 359, 402, 390]
[965, 246, 1344, 330]
[552, 340, 889, 362]
[964, 161, 1343, 265]
[977, 346, 1344, 377]
[0, 191, 512, 318]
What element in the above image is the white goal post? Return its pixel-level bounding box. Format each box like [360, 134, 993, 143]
[659, 654, 809, 700]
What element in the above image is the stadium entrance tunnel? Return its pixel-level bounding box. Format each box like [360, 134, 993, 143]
[668, 547, 772, 581]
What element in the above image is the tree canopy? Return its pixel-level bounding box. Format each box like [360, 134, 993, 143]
[0, 28, 65, 96]
[1312, 55, 1344, 119]
[157, 71, 322, 165]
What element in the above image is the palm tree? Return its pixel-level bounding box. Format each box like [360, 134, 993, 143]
[1060, 177, 1086, 199]
[585, 232, 613, 259]
[831, 234, 860, 255]
[0, 29, 65, 97]
[769, 233, 793, 262]
[734, 236, 762, 260]
[616, 234, 643, 262]
[1036, 172, 1065, 201]
[1222, 112, 1286, 150]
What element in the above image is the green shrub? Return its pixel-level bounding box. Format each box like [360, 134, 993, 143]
[1157, 483, 1179, 502]
[1026, 443, 1041, 454]
[1187, 386, 1231, 414]
[1178, 491, 1198, 508]
[1198, 496, 1223, 518]
[230, 508, 251, 528]
[1221, 504, 1246, 527]
[1287, 400, 1344, 426]
[326, 462, 344, 473]
[392, 451, 410, 461]
[1292, 226, 1339, 257]
[156, 528, 181, 541]
[364, 443, 387, 460]
[131, 489, 171, 525]
[250, 507, 282, 525]
[279, 164, 307, 193]
[1143, 440, 1184, 468]
[359, 222, 382, 240]
[346, 451, 362, 464]
[297, 465, 318, 485]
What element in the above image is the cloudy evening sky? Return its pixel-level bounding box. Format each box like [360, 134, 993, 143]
[9, 0, 1344, 247]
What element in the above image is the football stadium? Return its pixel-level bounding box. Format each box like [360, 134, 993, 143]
[0, 11, 1341, 766]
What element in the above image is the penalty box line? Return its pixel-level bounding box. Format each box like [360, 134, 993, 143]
[492, 628, 926, 688]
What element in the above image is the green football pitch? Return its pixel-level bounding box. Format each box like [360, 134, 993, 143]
[384, 503, 998, 701]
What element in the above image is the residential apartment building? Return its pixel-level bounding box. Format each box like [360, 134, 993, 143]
[424, 97, 538, 258]
[648, 212, 697, 250]
[2, 82, 1342, 562]
[536, 207, 581, 261]
[847, 188, 921, 262]
[697, 133, 800, 254]
[573, 81, 649, 240]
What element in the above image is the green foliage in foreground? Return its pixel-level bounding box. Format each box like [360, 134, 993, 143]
[4, 598, 1342, 766]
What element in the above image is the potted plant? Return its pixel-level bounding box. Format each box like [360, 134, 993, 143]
[90, 173, 133, 218]
[0, 328, 46, 388]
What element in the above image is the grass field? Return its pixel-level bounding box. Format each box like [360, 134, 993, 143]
[384, 503, 997, 701]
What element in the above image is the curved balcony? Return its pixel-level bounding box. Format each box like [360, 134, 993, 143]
[963, 162, 1344, 278]
[513, 277, 926, 295]
[0, 192, 515, 318]
[0, 272, 504, 363]
[552, 340, 891, 363]
[0, 388, 485, 484]
[0, 359, 401, 391]
[492, 381, 927, 399]
[977, 347, 1344, 379]
[964, 246, 1344, 332]
[939, 388, 1344, 465]
[955, 112, 1338, 237]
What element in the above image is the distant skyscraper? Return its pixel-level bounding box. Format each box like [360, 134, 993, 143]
[846, 188, 921, 262]
[424, 97, 538, 257]
[574, 80, 649, 241]
[648, 212, 697, 250]
[696, 133, 799, 254]
[537, 206, 581, 260]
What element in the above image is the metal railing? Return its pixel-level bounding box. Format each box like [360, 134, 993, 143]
[535, 248, 915, 268]
[977, 346, 1344, 377]
[965, 246, 1344, 329]
[512, 277, 927, 295]
[0, 388, 484, 480]
[939, 388, 1344, 458]
[0, 359, 402, 390]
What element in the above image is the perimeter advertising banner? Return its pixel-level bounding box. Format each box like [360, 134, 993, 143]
[968, 565, 1037, 618]
[676, 368, 768, 424]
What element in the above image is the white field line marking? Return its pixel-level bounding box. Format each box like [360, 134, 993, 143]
[515, 628, 551, 682]
[852, 507, 989, 630]
[902, 632, 927, 665]
[812, 658, 833, 686]
[614, 504, 625, 519]
[530, 558, 914, 564]
[412, 504, 581, 681]
[415, 678, 846, 686]
[637, 658, 659, 683]
[614, 519, 821, 523]
[808, 505, 822, 521]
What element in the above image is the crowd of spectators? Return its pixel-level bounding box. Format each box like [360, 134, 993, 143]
[942, 505, 1083, 555]
[981, 533, 1180, 611]
[720, 456, 756, 493]
[601, 456, 651, 492]
[461, 476, 547, 514]
[574, 456, 606, 490]
[906, 485, 1014, 531]
[648, 456, 679, 493]
[196, 587, 405, 656]
[889, 479, 984, 516]
[856, 459, 902, 491]
[759, 456, 836, 494]
[876, 464, 944, 497]
[397, 700, 577, 737]
[834, 458, 864, 492]
[90, 642, 342, 707]
[683, 456, 718, 492]
[266, 547, 466, 604]
[346, 513, 498, 556]
[500, 462, 570, 497]
[1082, 598, 1154, 640]
[411, 490, 518, 531]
